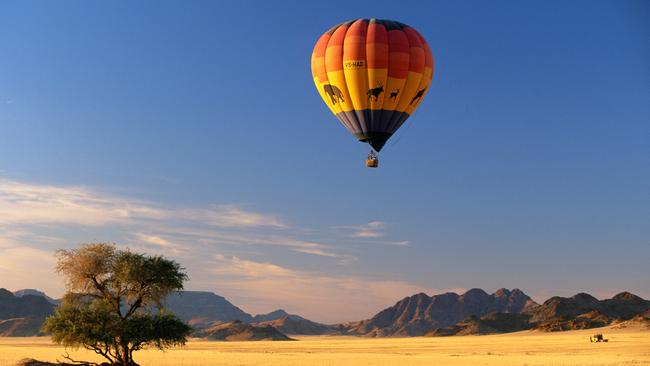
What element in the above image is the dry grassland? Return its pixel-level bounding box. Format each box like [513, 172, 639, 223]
[1, 325, 648, 366]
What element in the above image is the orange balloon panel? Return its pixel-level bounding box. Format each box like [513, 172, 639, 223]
[311, 19, 434, 152]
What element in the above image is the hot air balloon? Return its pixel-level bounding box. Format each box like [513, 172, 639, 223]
[311, 19, 434, 167]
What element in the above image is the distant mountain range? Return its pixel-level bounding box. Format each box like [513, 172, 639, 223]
[0, 289, 55, 336]
[160, 291, 337, 337]
[0, 288, 330, 338]
[1, 287, 648, 338]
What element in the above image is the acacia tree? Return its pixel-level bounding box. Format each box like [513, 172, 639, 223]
[44, 243, 192, 366]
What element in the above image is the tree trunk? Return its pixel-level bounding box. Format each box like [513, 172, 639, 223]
[118, 342, 134, 366]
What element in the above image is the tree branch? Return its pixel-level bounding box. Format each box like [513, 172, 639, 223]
[83, 343, 116, 365]
[124, 295, 143, 319]
[90, 275, 122, 317]
[59, 351, 100, 366]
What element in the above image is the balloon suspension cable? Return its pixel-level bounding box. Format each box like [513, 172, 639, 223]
[384, 121, 414, 152]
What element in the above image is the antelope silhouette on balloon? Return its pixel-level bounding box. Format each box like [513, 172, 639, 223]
[367, 82, 384, 102]
[410, 87, 427, 105]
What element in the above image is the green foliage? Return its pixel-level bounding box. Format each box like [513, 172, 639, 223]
[46, 299, 118, 351]
[123, 313, 191, 351]
[44, 243, 191, 366]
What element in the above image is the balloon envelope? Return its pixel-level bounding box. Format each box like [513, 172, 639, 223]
[311, 19, 434, 152]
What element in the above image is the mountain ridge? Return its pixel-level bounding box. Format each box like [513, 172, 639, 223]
[3, 287, 648, 338]
[425, 291, 650, 336]
[12, 289, 59, 305]
[343, 288, 537, 336]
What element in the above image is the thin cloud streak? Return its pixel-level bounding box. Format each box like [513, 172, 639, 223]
[0, 180, 165, 226]
[352, 230, 383, 238]
[133, 233, 172, 247]
[0, 179, 285, 229]
[179, 204, 287, 228]
[147, 226, 355, 260]
[389, 240, 411, 247]
[335, 221, 388, 238]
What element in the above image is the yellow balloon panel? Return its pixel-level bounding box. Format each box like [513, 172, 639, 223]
[367, 68, 388, 110]
[344, 60, 369, 112]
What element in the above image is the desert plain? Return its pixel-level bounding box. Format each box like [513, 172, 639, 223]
[1, 325, 648, 366]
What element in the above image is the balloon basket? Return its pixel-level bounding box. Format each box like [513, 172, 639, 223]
[366, 158, 379, 168]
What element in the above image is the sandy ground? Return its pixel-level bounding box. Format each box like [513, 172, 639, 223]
[1, 325, 648, 366]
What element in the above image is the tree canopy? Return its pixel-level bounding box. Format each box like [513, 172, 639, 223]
[44, 243, 192, 366]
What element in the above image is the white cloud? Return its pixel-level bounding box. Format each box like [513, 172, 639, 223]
[133, 233, 172, 247]
[0, 227, 65, 249]
[291, 247, 357, 265]
[338, 222, 410, 248]
[180, 204, 287, 228]
[0, 180, 286, 230]
[367, 221, 384, 228]
[390, 240, 411, 247]
[351, 221, 386, 238]
[145, 226, 354, 260]
[0, 180, 166, 226]
[352, 230, 382, 238]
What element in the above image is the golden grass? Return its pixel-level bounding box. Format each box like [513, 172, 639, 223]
[1, 325, 648, 366]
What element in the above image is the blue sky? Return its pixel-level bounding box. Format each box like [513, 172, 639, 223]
[1, 0, 649, 322]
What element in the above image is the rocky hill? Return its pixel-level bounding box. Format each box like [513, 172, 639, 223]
[163, 291, 253, 327]
[192, 320, 293, 341]
[526, 291, 650, 331]
[426, 316, 499, 336]
[252, 309, 295, 323]
[426, 313, 533, 336]
[249, 309, 339, 335]
[611, 310, 650, 329]
[344, 288, 538, 336]
[0, 288, 55, 336]
[257, 315, 337, 335]
[0, 317, 47, 337]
